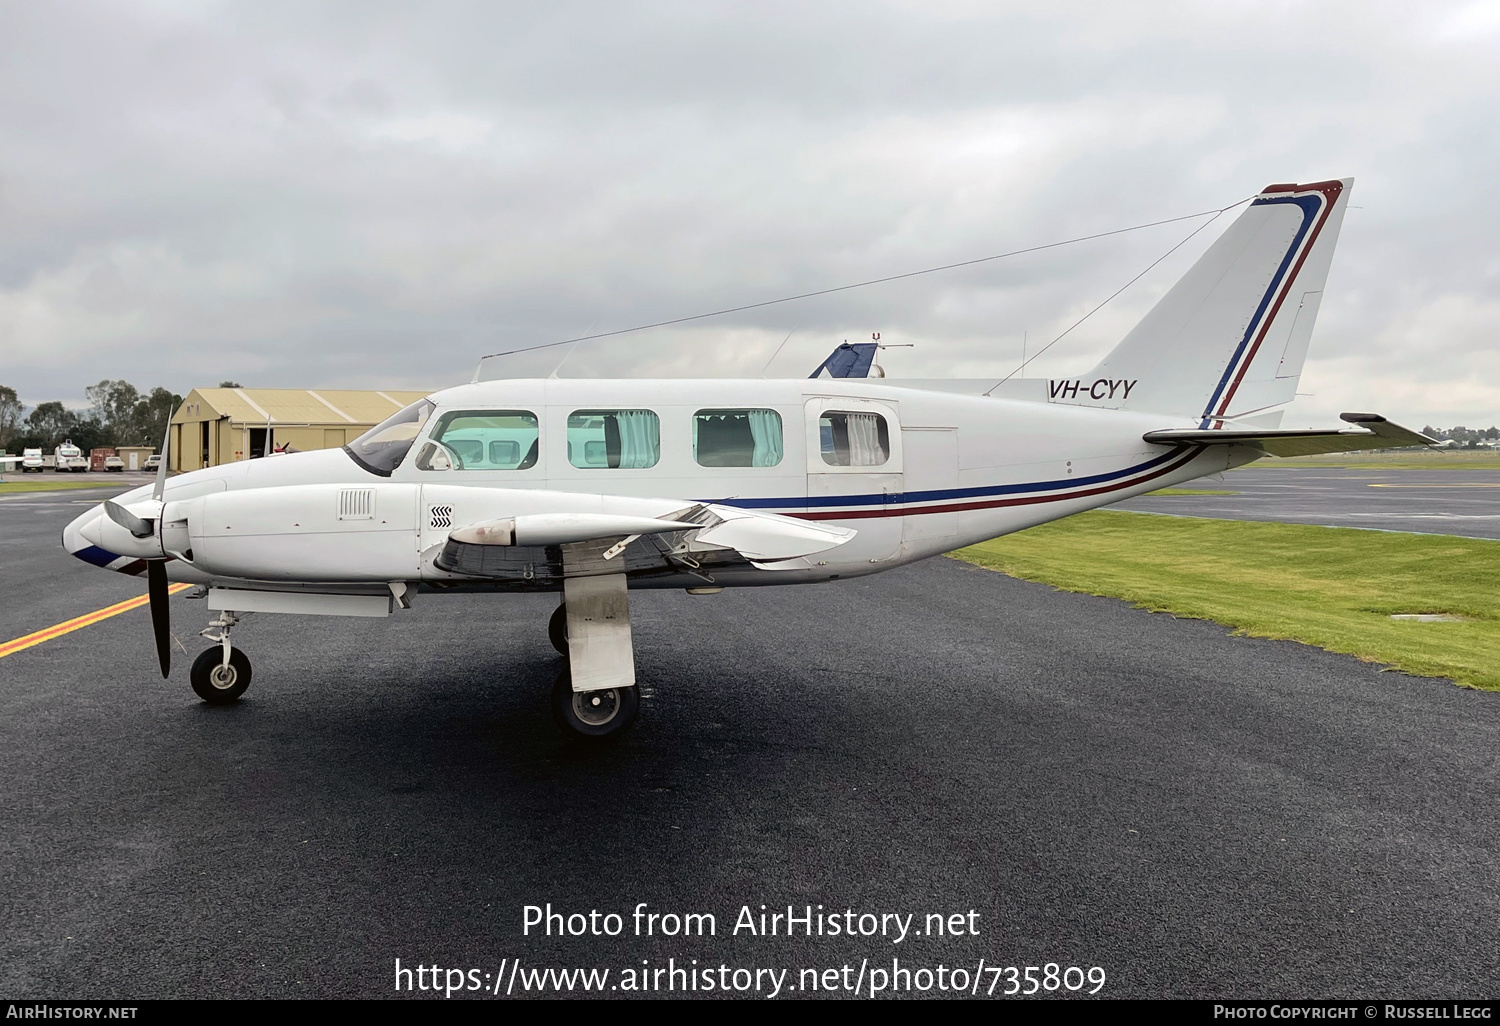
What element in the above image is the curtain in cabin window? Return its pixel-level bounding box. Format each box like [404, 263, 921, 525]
[747, 409, 783, 467]
[844, 412, 884, 466]
[613, 410, 660, 468]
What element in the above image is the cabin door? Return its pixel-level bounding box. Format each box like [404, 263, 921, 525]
[804, 397, 902, 563]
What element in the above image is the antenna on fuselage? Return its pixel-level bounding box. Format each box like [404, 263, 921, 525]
[867, 332, 914, 379]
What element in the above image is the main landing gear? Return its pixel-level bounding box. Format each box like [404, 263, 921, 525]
[549, 580, 640, 742]
[190, 611, 251, 704]
[551, 665, 639, 739]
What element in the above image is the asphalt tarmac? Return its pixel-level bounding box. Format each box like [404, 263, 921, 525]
[2, 484, 1497, 1001]
[1113, 465, 1500, 538]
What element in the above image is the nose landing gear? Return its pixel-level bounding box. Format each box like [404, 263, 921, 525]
[190, 611, 251, 704]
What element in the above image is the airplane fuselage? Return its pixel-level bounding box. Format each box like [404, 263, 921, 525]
[65, 377, 1242, 592]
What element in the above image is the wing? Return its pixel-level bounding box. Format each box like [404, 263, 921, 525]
[434, 497, 855, 582]
[1143, 413, 1435, 458]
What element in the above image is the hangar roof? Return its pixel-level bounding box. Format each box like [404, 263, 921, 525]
[172, 388, 432, 427]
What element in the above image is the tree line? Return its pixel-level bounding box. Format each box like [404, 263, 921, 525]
[0, 380, 183, 453]
[1421, 425, 1500, 446]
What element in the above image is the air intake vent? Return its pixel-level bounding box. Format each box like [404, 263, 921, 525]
[338, 488, 375, 520]
[429, 505, 453, 529]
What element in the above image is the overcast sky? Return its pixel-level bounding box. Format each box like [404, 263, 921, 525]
[2, 0, 1497, 428]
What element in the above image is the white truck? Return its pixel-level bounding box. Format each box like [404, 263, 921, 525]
[22, 448, 45, 473]
[54, 441, 87, 473]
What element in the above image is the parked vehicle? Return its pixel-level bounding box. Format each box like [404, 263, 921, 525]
[22, 448, 44, 473]
[143, 454, 162, 471]
[104, 456, 125, 472]
[54, 441, 87, 473]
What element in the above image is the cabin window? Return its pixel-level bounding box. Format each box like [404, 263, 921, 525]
[345, 398, 435, 476]
[567, 410, 660, 469]
[819, 411, 889, 467]
[422, 410, 539, 471]
[693, 409, 783, 467]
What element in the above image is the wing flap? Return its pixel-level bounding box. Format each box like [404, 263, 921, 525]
[693, 508, 855, 562]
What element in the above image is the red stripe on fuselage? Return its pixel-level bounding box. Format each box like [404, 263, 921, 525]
[792, 447, 1203, 521]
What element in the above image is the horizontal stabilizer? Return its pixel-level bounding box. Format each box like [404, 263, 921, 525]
[1143, 413, 1435, 458]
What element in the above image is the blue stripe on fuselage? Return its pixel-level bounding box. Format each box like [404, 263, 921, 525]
[714, 446, 1183, 511]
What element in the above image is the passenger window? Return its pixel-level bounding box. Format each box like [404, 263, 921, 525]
[693, 409, 783, 467]
[567, 410, 660, 468]
[819, 411, 889, 467]
[424, 411, 539, 471]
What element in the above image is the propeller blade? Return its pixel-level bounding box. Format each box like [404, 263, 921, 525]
[148, 561, 171, 678]
[152, 405, 175, 502]
[104, 499, 153, 538]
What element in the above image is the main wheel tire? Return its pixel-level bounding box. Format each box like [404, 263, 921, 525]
[190, 647, 252, 704]
[548, 603, 569, 655]
[551, 668, 638, 740]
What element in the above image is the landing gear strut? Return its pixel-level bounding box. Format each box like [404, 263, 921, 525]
[191, 611, 251, 704]
[547, 570, 641, 740]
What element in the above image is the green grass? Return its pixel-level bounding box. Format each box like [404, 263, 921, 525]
[952, 511, 1500, 691]
[1145, 488, 1240, 496]
[1254, 450, 1500, 470]
[0, 478, 132, 494]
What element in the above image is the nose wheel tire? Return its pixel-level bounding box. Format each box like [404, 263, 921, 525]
[548, 603, 569, 655]
[190, 647, 252, 704]
[551, 668, 638, 740]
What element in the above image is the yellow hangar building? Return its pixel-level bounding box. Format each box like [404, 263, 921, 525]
[169, 387, 431, 471]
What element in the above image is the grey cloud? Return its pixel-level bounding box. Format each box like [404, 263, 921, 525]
[1, 0, 1496, 428]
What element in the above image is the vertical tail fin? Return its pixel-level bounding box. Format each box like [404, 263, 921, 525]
[1054, 179, 1352, 425]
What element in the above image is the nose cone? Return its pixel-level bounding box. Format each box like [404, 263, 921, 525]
[62, 504, 126, 570]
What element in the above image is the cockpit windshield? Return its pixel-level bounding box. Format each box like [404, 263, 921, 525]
[344, 399, 435, 476]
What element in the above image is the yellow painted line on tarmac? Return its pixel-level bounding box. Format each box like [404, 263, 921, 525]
[0, 583, 192, 660]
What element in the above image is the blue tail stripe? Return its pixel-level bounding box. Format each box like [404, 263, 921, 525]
[1198, 193, 1323, 428]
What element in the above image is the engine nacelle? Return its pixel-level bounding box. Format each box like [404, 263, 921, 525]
[450, 513, 687, 547]
[185, 483, 421, 581]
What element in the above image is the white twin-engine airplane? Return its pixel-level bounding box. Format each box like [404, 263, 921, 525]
[63, 178, 1431, 739]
